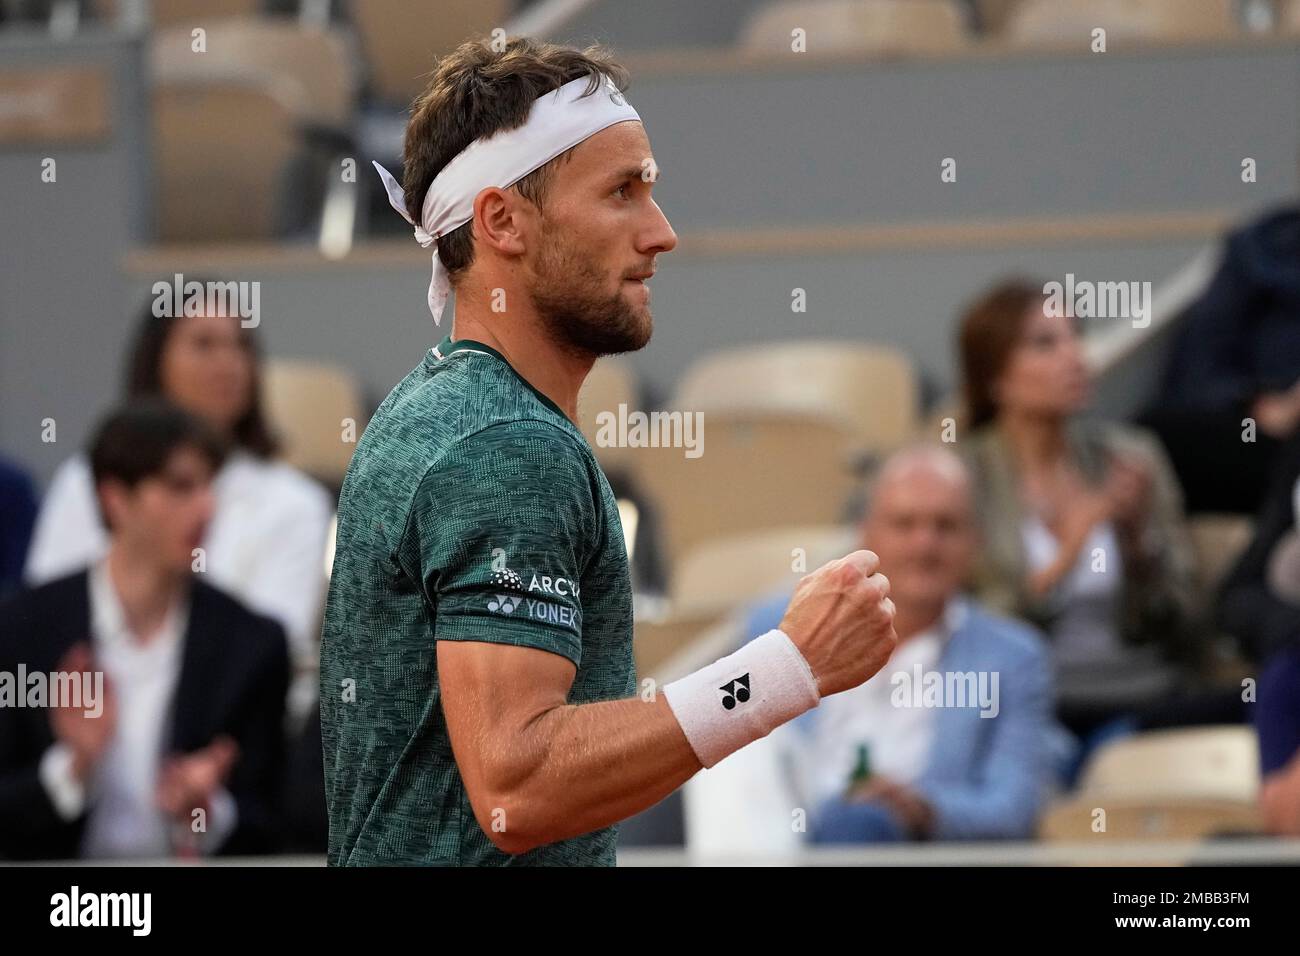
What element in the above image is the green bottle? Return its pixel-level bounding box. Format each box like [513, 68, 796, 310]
[848, 743, 872, 790]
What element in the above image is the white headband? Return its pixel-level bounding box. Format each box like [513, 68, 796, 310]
[373, 74, 641, 325]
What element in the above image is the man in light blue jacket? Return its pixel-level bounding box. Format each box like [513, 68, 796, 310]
[743, 446, 1064, 843]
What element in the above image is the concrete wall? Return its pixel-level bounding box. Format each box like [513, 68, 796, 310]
[1, 27, 151, 486]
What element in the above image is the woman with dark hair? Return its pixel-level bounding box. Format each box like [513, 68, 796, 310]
[956, 279, 1203, 736]
[25, 294, 333, 668]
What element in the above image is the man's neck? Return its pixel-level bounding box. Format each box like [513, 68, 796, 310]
[893, 599, 948, 645]
[450, 295, 594, 424]
[105, 546, 184, 644]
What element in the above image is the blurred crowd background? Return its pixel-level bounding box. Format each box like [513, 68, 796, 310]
[0, 0, 1299, 862]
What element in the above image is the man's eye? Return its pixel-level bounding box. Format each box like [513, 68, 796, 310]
[616, 183, 631, 199]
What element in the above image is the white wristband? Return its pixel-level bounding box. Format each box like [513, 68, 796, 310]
[663, 629, 820, 768]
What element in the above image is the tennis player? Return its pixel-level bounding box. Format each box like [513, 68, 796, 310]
[320, 37, 897, 866]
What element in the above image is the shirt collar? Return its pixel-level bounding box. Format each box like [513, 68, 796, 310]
[942, 594, 969, 637]
[89, 560, 189, 653]
[429, 334, 568, 420]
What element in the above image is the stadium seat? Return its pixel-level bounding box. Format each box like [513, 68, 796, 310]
[1282, 0, 1300, 31]
[346, 0, 511, 105]
[1006, 0, 1239, 45]
[1040, 725, 1264, 840]
[152, 20, 360, 132]
[672, 341, 920, 457]
[634, 526, 852, 678]
[634, 611, 725, 678]
[261, 359, 367, 487]
[630, 410, 861, 571]
[1038, 796, 1264, 841]
[669, 524, 855, 619]
[1077, 726, 1260, 802]
[739, 0, 969, 55]
[153, 76, 302, 240]
[1186, 512, 1254, 606]
[151, 22, 361, 242]
[577, 357, 641, 477]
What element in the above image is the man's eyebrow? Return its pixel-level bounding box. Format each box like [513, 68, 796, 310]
[607, 164, 661, 184]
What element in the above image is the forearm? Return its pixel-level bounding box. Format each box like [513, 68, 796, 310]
[476, 694, 701, 852]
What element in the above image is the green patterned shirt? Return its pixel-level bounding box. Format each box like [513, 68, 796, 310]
[320, 336, 635, 866]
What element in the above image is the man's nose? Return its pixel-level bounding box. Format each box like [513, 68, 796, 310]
[641, 198, 677, 256]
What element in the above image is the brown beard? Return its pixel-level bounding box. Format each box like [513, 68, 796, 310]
[527, 229, 653, 359]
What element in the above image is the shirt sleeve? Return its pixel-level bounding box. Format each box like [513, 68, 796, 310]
[410, 421, 596, 668]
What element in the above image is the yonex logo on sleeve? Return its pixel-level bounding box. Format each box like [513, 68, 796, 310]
[487, 568, 524, 615]
[719, 674, 751, 710]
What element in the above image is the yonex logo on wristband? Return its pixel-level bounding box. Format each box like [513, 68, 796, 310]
[664, 632, 815, 768]
[719, 674, 751, 710]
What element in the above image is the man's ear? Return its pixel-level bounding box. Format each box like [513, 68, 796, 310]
[96, 478, 129, 532]
[473, 187, 530, 258]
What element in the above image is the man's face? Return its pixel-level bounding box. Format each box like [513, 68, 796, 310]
[101, 445, 217, 572]
[861, 466, 976, 611]
[522, 120, 677, 357]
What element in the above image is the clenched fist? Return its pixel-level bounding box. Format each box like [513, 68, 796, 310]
[778, 549, 897, 697]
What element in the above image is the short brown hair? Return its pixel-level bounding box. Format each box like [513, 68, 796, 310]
[90, 400, 227, 530]
[957, 279, 1047, 430]
[402, 37, 629, 282]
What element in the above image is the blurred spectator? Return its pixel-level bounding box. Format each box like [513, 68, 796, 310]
[1139, 203, 1300, 514]
[1217, 428, 1300, 662]
[1256, 646, 1300, 836]
[0, 402, 288, 860]
[0, 454, 37, 600]
[25, 294, 332, 666]
[735, 446, 1061, 844]
[957, 279, 1201, 735]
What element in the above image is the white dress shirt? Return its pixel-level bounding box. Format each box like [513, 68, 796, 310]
[26, 451, 333, 666]
[788, 598, 967, 810]
[683, 599, 968, 857]
[39, 561, 237, 858]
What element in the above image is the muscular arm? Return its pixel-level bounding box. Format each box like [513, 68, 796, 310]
[438, 639, 701, 855]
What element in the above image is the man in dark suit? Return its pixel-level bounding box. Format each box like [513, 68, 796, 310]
[0, 401, 288, 860]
